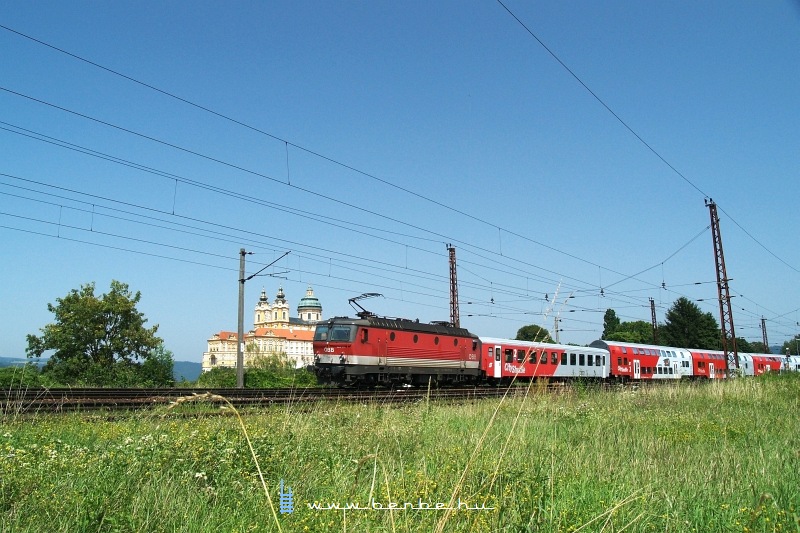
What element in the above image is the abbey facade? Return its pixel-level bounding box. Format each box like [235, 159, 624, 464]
[201, 286, 322, 371]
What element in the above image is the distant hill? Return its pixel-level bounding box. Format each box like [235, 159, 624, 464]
[0, 356, 41, 368]
[1, 356, 202, 383]
[173, 361, 202, 382]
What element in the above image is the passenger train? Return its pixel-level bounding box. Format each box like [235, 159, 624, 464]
[312, 313, 798, 387]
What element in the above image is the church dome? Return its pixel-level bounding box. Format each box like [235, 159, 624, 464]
[297, 286, 322, 310]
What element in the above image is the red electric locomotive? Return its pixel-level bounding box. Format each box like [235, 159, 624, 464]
[312, 313, 481, 386]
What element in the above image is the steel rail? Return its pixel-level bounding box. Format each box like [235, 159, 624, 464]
[1, 385, 567, 414]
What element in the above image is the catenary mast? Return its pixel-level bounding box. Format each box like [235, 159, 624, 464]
[705, 199, 739, 372]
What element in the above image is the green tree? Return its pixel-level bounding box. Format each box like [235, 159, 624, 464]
[736, 338, 769, 354]
[245, 351, 316, 388]
[26, 280, 162, 386]
[659, 297, 720, 349]
[515, 324, 554, 343]
[139, 344, 175, 387]
[0, 363, 43, 388]
[602, 309, 621, 339]
[196, 367, 237, 387]
[605, 321, 654, 344]
[735, 337, 756, 353]
[781, 335, 800, 356]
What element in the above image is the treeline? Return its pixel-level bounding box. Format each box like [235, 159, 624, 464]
[516, 296, 797, 354]
[601, 296, 776, 353]
[0, 354, 317, 389]
[12, 280, 316, 389]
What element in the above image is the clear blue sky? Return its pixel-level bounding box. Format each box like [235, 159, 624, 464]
[2, 1, 799, 362]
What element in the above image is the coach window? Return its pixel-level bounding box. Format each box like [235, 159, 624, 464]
[632, 348, 638, 355]
[597, 355, 603, 366]
[540, 351, 547, 365]
[505, 349, 513, 363]
[494, 347, 500, 361]
[472, 340, 478, 351]
[621, 347, 627, 354]
[552, 352, 558, 365]
[434, 337, 439, 345]
[570, 353, 576, 366]
[413, 335, 419, 343]
[561, 352, 567, 365]
[588, 354, 594, 366]
[361, 329, 369, 343]
[617, 357, 622, 366]
[579, 353, 585, 366]
[516, 349, 525, 363]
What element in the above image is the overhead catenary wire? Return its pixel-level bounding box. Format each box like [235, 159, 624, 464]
[0, 23, 795, 340]
[0, 114, 673, 305]
[1, 174, 726, 329]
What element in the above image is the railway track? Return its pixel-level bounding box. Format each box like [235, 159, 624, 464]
[0, 385, 548, 414]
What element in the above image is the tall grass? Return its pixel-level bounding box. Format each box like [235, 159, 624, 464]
[1, 374, 798, 532]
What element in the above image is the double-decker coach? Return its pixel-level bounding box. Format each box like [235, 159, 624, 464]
[480, 337, 610, 381]
[589, 340, 691, 381]
[687, 349, 728, 379]
[745, 353, 785, 375]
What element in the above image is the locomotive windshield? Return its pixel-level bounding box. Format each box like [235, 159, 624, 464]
[314, 324, 357, 342]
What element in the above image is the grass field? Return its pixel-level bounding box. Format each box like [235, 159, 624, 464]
[1, 374, 798, 532]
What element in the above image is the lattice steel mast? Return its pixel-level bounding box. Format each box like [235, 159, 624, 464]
[448, 245, 460, 328]
[705, 199, 739, 371]
[650, 297, 658, 344]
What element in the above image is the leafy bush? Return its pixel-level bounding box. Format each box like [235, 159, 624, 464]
[0, 363, 43, 388]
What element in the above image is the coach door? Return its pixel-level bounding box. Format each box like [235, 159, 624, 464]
[494, 346, 502, 379]
[633, 359, 641, 380]
[709, 363, 715, 379]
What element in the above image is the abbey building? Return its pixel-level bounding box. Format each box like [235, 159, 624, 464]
[202, 286, 322, 371]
